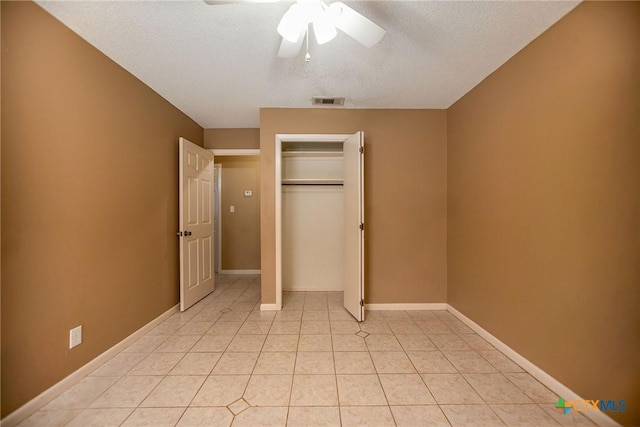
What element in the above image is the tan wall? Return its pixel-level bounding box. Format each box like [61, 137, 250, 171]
[217, 156, 261, 270]
[1, 2, 203, 417]
[0, 2, 3, 403]
[447, 2, 640, 425]
[204, 128, 259, 149]
[260, 109, 447, 305]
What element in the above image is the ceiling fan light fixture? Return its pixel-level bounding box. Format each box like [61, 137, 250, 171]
[277, 4, 306, 42]
[312, 12, 337, 44]
[274, 0, 385, 59]
[329, 1, 385, 48]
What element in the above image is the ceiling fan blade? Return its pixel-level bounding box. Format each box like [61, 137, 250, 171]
[278, 28, 306, 57]
[203, 0, 280, 5]
[329, 2, 386, 48]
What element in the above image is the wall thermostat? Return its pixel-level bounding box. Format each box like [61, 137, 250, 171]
[244, 190, 253, 197]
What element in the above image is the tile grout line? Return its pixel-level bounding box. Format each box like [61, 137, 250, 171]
[368, 312, 399, 426]
[134, 275, 250, 426]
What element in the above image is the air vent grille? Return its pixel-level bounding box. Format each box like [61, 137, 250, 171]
[311, 96, 345, 106]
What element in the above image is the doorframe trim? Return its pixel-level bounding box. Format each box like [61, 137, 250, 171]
[274, 134, 352, 311]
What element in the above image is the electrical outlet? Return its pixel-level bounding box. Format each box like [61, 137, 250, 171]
[69, 325, 82, 349]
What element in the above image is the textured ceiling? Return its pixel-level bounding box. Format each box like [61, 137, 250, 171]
[36, 0, 579, 128]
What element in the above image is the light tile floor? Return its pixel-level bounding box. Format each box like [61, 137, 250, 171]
[20, 275, 596, 427]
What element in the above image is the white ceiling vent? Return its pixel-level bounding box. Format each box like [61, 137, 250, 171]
[311, 96, 345, 107]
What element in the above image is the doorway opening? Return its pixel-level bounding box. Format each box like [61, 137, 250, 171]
[210, 149, 261, 276]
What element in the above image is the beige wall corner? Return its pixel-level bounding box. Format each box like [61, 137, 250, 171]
[447, 2, 640, 425]
[1, 2, 203, 417]
[204, 128, 260, 149]
[259, 109, 448, 305]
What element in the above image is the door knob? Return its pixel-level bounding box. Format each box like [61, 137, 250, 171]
[184, 231, 192, 236]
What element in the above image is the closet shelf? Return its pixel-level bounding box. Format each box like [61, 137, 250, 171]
[282, 179, 343, 185]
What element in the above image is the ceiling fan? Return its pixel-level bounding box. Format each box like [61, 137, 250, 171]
[204, 0, 386, 59]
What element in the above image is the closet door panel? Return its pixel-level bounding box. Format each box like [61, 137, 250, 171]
[343, 132, 365, 321]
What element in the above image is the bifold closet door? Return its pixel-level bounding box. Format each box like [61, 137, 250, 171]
[343, 132, 365, 321]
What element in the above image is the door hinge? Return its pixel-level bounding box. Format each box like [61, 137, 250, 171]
[176, 231, 183, 237]
[359, 146, 364, 154]
[359, 223, 364, 231]
[360, 299, 365, 307]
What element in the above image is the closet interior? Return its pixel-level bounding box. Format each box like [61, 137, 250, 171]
[281, 141, 345, 292]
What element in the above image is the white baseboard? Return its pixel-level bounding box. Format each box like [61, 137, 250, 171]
[446, 304, 620, 427]
[1, 304, 179, 427]
[365, 303, 448, 311]
[219, 269, 261, 275]
[283, 285, 344, 292]
[260, 303, 279, 311]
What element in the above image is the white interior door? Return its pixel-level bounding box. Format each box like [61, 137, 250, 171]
[343, 132, 365, 321]
[179, 137, 215, 311]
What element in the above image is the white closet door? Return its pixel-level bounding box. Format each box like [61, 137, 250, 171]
[343, 132, 365, 321]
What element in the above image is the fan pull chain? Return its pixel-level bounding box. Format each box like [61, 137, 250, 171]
[305, 24, 311, 62]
